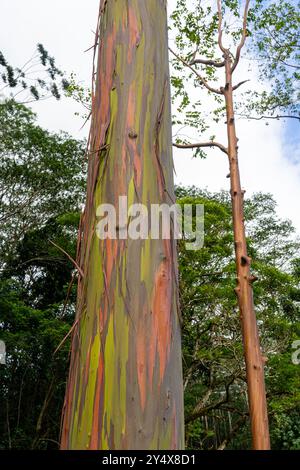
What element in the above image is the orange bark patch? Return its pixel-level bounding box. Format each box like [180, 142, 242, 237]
[151, 241, 172, 383]
[127, 83, 136, 128]
[127, 5, 140, 63]
[105, 238, 118, 287]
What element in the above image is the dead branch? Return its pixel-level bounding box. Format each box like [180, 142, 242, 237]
[173, 141, 228, 155]
[190, 58, 225, 68]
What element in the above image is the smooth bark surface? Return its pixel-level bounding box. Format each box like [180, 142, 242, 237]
[61, 0, 184, 450]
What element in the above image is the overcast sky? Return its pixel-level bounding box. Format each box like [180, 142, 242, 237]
[1, 0, 300, 233]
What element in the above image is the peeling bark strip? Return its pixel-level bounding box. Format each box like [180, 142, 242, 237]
[60, 0, 184, 450]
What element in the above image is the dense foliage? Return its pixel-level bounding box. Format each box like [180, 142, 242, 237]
[0, 100, 86, 265]
[0, 100, 86, 449]
[177, 187, 300, 449]
[0, 101, 299, 448]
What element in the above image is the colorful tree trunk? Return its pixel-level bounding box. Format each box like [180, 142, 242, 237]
[60, 0, 184, 450]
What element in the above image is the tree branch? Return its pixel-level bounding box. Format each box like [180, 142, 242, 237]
[232, 79, 250, 91]
[53, 318, 80, 356]
[217, 0, 228, 54]
[185, 377, 235, 424]
[173, 141, 228, 155]
[231, 0, 251, 73]
[169, 47, 223, 95]
[190, 58, 225, 68]
[236, 113, 300, 121]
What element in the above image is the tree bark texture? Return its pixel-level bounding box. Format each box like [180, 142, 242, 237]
[60, 0, 184, 450]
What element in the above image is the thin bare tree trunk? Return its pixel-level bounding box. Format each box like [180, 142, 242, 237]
[60, 0, 184, 450]
[170, 0, 270, 450]
[223, 51, 270, 450]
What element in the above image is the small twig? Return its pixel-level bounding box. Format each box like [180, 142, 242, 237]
[80, 110, 92, 130]
[49, 240, 84, 278]
[84, 42, 99, 53]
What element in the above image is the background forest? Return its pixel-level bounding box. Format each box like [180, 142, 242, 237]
[0, 0, 300, 450]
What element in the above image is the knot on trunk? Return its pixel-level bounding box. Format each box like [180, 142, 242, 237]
[128, 129, 138, 139]
[241, 255, 251, 266]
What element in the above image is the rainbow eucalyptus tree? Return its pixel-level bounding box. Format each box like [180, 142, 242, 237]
[60, 0, 184, 450]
